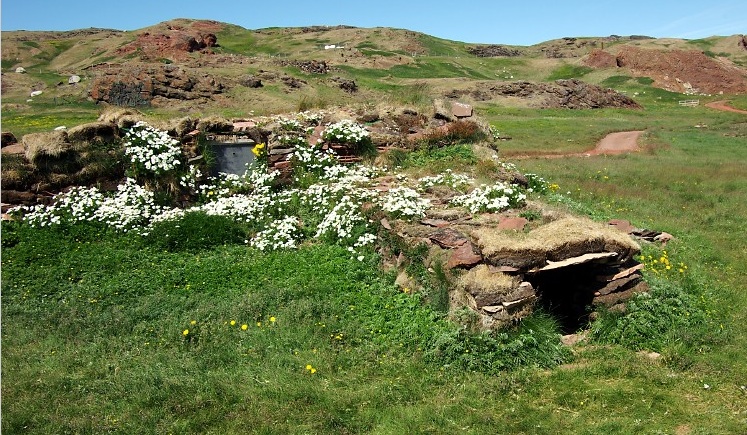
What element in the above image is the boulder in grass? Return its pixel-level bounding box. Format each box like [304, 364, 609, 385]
[22, 130, 72, 163]
[1, 132, 18, 148]
[98, 107, 143, 129]
[433, 98, 456, 122]
[196, 115, 233, 133]
[66, 121, 118, 145]
[458, 265, 521, 305]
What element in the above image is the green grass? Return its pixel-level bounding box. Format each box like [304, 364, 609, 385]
[547, 64, 594, 81]
[343, 57, 494, 80]
[0, 102, 100, 137]
[418, 34, 466, 56]
[1, 221, 571, 433]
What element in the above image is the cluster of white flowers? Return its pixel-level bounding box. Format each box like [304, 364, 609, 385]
[302, 175, 377, 240]
[347, 232, 378, 261]
[123, 122, 182, 175]
[196, 168, 277, 199]
[489, 125, 502, 141]
[275, 133, 308, 148]
[276, 116, 303, 131]
[297, 110, 323, 125]
[321, 164, 380, 184]
[10, 186, 104, 227]
[13, 120, 540, 258]
[314, 195, 368, 240]
[200, 193, 278, 222]
[381, 187, 431, 219]
[524, 173, 550, 194]
[93, 179, 164, 232]
[450, 183, 526, 213]
[288, 146, 338, 173]
[418, 169, 473, 192]
[11, 178, 163, 233]
[179, 165, 204, 190]
[322, 119, 370, 144]
[249, 216, 301, 251]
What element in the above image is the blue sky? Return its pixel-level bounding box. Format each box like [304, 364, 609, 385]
[2, 0, 745, 45]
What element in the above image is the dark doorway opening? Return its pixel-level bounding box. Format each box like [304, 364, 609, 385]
[526, 263, 601, 334]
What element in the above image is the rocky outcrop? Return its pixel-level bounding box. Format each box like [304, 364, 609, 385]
[584, 49, 618, 68]
[465, 80, 642, 109]
[468, 45, 522, 57]
[614, 46, 747, 94]
[89, 64, 225, 106]
[276, 59, 331, 74]
[239, 76, 263, 88]
[332, 77, 357, 93]
[114, 21, 219, 61]
[584, 46, 747, 94]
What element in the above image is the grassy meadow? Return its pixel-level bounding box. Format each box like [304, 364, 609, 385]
[3, 93, 747, 433]
[3, 24, 747, 432]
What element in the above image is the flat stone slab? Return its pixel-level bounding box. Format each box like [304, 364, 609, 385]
[597, 263, 644, 282]
[308, 125, 325, 146]
[429, 228, 470, 249]
[233, 121, 256, 131]
[593, 281, 649, 306]
[608, 219, 635, 234]
[270, 148, 295, 155]
[446, 242, 483, 269]
[497, 217, 528, 231]
[596, 274, 641, 296]
[536, 252, 618, 272]
[420, 218, 451, 228]
[380, 218, 392, 230]
[451, 102, 473, 118]
[1, 143, 24, 154]
[488, 265, 520, 273]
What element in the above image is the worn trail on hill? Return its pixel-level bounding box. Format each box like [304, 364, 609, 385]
[705, 100, 747, 115]
[511, 130, 644, 159]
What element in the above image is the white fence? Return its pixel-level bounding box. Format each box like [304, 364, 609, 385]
[678, 100, 700, 107]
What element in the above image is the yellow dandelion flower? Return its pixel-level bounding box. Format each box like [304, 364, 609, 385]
[182, 329, 189, 336]
[190, 320, 196, 325]
[306, 364, 312, 370]
[270, 316, 276, 323]
[256, 322, 262, 327]
[241, 324, 248, 330]
[230, 320, 236, 326]
[252, 143, 266, 157]
[310, 368, 317, 374]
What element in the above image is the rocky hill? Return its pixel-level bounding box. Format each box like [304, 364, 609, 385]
[1, 19, 746, 136]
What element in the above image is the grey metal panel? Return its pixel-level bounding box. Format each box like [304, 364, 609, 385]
[210, 143, 255, 176]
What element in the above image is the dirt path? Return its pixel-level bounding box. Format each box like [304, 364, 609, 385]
[705, 100, 747, 115]
[511, 130, 644, 159]
[589, 130, 643, 155]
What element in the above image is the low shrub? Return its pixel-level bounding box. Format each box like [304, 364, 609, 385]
[419, 120, 486, 148]
[589, 273, 721, 352]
